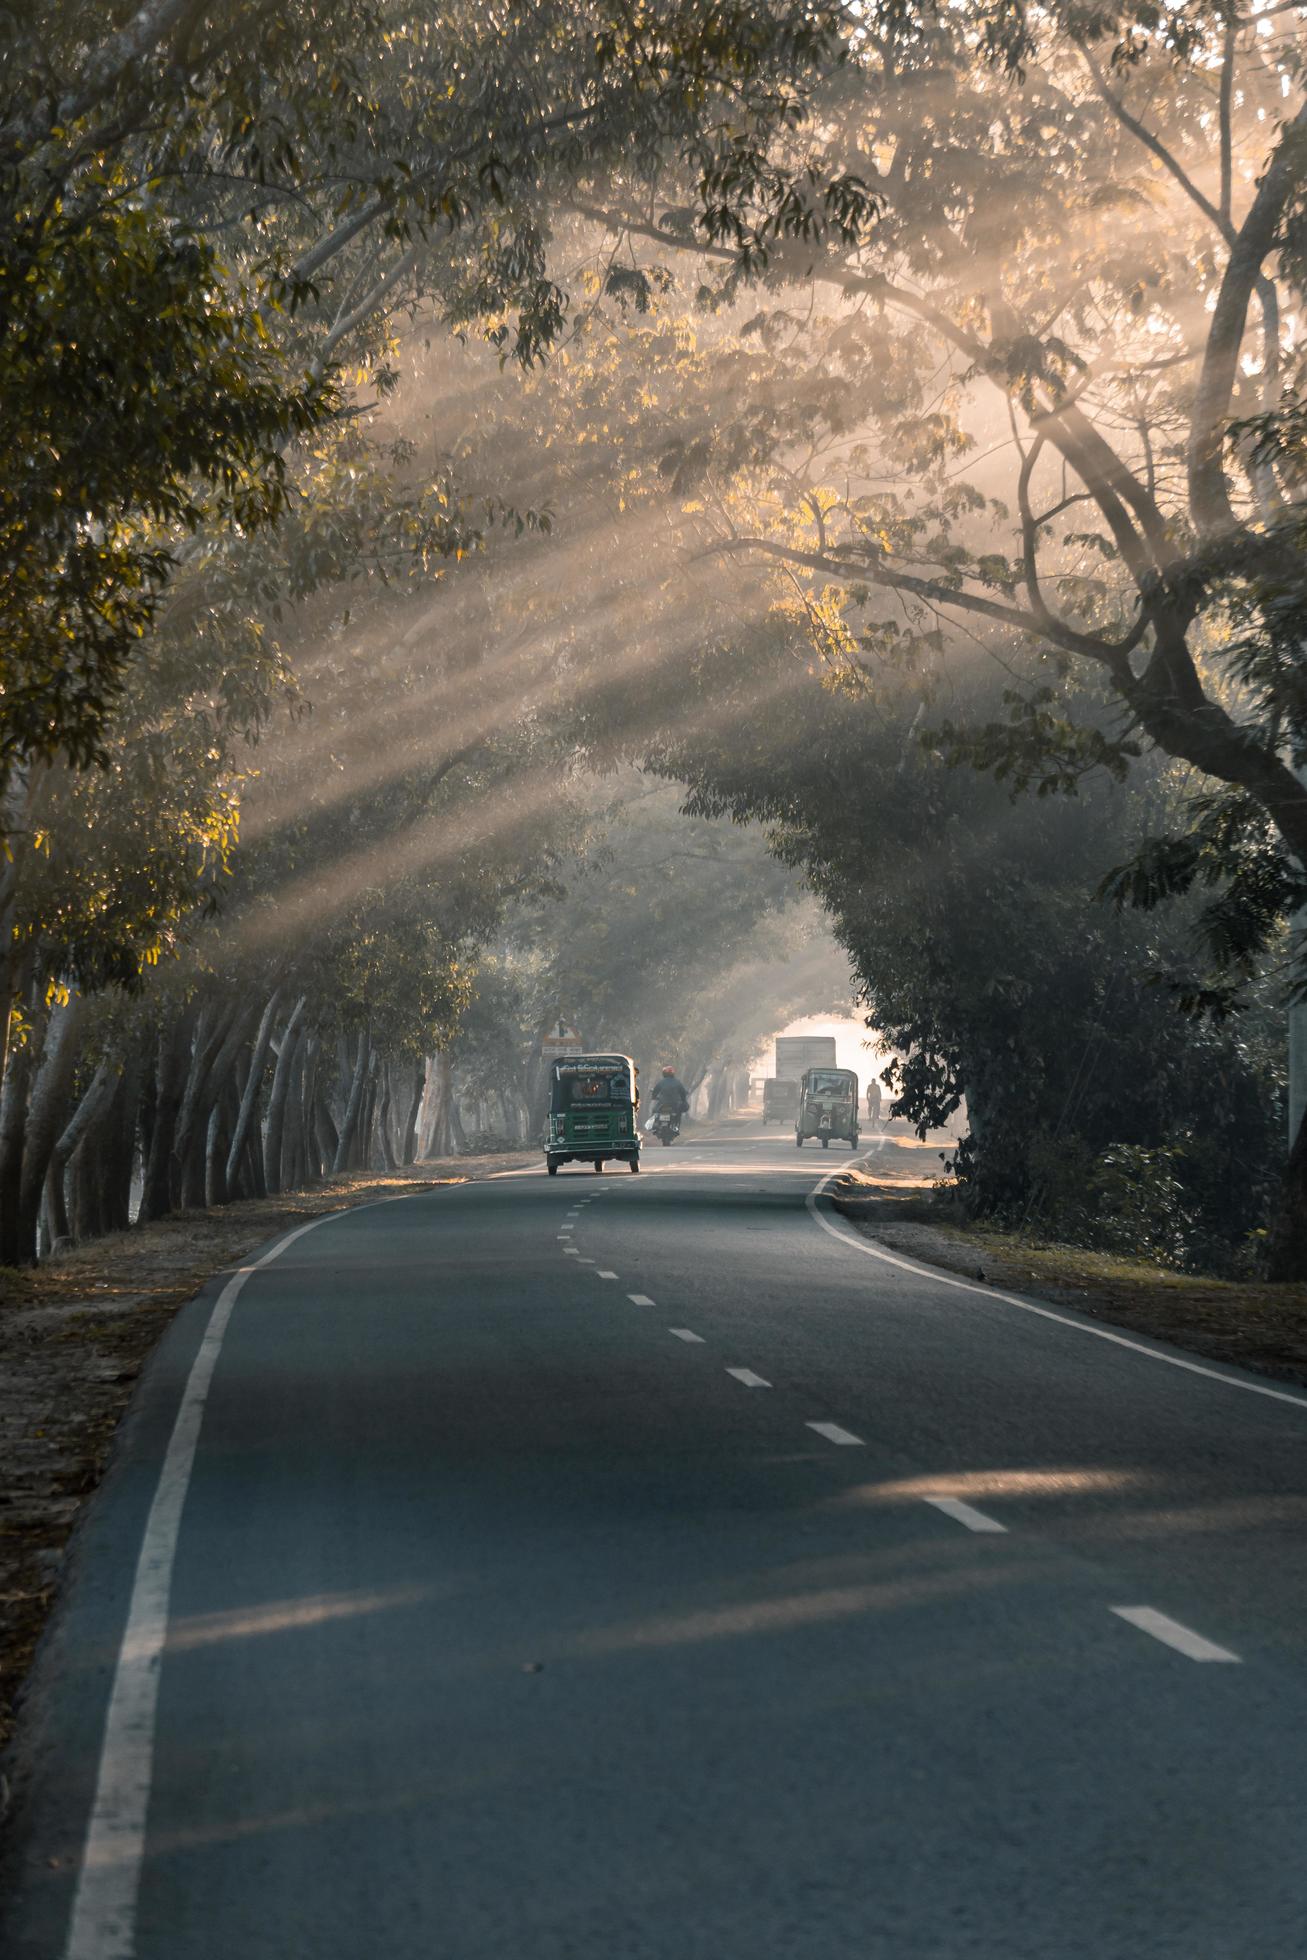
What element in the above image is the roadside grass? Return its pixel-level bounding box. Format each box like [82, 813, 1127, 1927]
[0, 1153, 534, 1761]
[831, 1161, 1307, 1393]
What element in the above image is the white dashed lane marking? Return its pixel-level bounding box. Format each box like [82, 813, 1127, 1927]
[806, 1421, 865, 1447]
[726, 1368, 771, 1389]
[669, 1329, 704, 1344]
[627, 1294, 655, 1307]
[923, 1497, 1007, 1534]
[597, 1271, 618, 1280]
[1110, 1607, 1240, 1663]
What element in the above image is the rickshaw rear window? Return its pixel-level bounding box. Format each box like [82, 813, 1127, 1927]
[558, 1072, 628, 1106]
[809, 1070, 852, 1094]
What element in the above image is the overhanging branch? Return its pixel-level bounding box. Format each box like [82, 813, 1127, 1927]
[710, 535, 1144, 668]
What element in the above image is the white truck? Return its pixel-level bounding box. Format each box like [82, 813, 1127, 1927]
[772, 1035, 838, 1079]
[763, 1036, 839, 1123]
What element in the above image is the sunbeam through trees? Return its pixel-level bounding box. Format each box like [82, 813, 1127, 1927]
[3, 0, 1307, 1278]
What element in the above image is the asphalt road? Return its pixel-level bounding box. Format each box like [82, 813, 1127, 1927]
[6, 1119, 1307, 1958]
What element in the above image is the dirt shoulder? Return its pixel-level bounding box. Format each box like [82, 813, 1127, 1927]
[831, 1129, 1307, 1392]
[0, 1152, 533, 1755]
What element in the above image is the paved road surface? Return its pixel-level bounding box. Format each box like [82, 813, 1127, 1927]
[5, 1120, 1307, 1957]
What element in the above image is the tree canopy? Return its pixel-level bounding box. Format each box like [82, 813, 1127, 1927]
[4, 0, 1307, 1276]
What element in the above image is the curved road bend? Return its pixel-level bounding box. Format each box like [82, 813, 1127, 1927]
[5, 1122, 1307, 1958]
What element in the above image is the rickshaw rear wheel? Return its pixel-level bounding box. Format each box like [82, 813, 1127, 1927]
[629, 1156, 640, 1173]
[546, 1157, 559, 1176]
[594, 1158, 604, 1173]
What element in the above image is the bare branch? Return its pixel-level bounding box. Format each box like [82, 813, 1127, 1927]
[710, 535, 1144, 669]
[565, 200, 991, 365]
[1017, 435, 1073, 637]
[313, 251, 416, 371]
[1190, 98, 1307, 536]
[1076, 37, 1229, 240]
[1219, 16, 1237, 230]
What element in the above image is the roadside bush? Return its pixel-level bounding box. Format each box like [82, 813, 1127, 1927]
[1082, 1142, 1194, 1267]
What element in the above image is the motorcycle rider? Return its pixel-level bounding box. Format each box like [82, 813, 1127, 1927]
[647, 1065, 690, 1134]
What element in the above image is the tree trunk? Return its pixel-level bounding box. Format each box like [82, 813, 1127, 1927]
[137, 1054, 157, 1197]
[332, 1029, 371, 1174]
[423, 1052, 459, 1159]
[299, 1036, 321, 1183]
[138, 1009, 193, 1221]
[281, 1039, 307, 1191]
[69, 1124, 105, 1243]
[69, 1061, 132, 1242]
[205, 1080, 238, 1208]
[376, 1065, 396, 1171]
[103, 1053, 138, 1232]
[225, 988, 282, 1190]
[1267, 1103, 1307, 1279]
[15, 993, 86, 1263]
[0, 1027, 36, 1266]
[263, 998, 307, 1194]
[50, 1060, 117, 1243]
[400, 1066, 423, 1165]
[240, 1123, 265, 1200]
[178, 1000, 257, 1209]
[314, 1087, 339, 1171]
[174, 1001, 227, 1208]
[42, 1161, 66, 1253]
[357, 1061, 380, 1171]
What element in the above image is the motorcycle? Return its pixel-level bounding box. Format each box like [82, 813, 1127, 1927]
[646, 1108, 681, 1147]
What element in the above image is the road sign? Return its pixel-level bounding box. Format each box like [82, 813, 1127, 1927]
[541, 1021, 584, 1060]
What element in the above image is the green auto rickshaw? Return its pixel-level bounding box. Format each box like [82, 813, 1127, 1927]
[762, 1077, 799, 1124]
[796, 1066, 860, 1149]
[545, 1054, 641, 1175]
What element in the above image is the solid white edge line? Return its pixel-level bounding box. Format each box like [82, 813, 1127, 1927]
[63, 1192, 413, 1960]
[922, 1495, 1007, 1534]
[804, 1166, 1307, 1416]
[1110, 1606, 1240, 1663]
